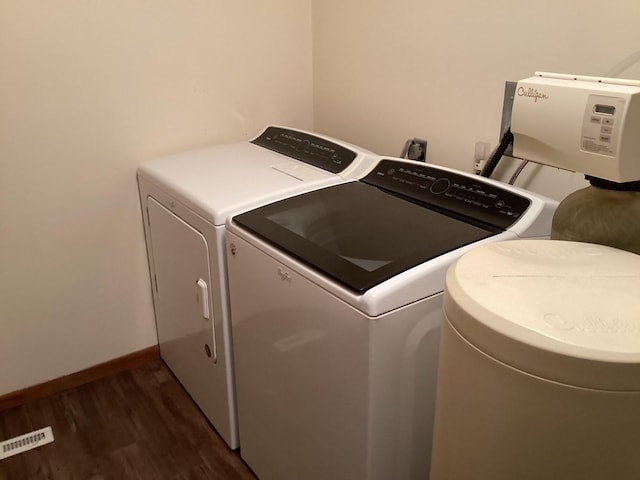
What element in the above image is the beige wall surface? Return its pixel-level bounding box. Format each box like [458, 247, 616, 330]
[0, 1, 313, 395]
[312, 0, 640, 200]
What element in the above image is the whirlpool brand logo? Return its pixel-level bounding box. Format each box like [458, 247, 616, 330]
[517, 86, 549, 103]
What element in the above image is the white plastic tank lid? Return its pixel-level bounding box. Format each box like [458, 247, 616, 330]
[444, 239, 640, 391]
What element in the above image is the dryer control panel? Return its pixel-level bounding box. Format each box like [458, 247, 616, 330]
[252, 126, 358, 174]
[363, 159, 531, 230]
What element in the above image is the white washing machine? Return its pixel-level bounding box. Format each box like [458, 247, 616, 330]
[225, 158, 558, 480]
[137, 126, 377, 449]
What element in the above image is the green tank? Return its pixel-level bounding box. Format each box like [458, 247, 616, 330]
[551, 183, 640, 255]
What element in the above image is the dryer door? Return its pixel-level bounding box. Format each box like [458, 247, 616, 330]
[146, 197, 217, 371]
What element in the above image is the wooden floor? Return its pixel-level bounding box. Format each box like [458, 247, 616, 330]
[0, 360, 256, 480]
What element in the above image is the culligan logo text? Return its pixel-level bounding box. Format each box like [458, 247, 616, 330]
[517, 86, 549, 103]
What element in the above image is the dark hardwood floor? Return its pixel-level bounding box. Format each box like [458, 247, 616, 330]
[0, 360, 256, 480]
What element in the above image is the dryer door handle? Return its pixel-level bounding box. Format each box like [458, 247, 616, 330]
[196, 278, 210, 320]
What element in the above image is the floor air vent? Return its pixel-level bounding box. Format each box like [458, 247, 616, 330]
[0, 426, 55, 461]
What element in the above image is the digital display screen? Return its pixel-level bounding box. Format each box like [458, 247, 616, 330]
[594, 104, 616, 115]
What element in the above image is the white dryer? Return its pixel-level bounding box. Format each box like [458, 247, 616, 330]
[137, 126, 376, 449]
[225, 158, 557, 479]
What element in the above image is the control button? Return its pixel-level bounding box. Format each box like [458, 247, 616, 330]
[590, 115, 602, 124]
[296, 140, 311, 152]
[600, 135, 611, 143]
[601, 126, 612, 134]
[495, 200, 505, 208]
[430, 178, 451, 195]
[603, 117, 614, 126]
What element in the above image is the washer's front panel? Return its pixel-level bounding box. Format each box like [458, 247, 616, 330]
[227, 230, 446, 480]
[227, 232, 369, 480]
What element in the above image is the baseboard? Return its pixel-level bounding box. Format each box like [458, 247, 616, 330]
[0, 345, 160, 412]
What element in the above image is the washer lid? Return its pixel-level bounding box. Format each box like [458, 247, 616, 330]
[444, 239, 640, 391]
[233, 181, 497, 294]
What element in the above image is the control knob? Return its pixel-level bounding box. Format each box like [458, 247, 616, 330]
[430, 178, 451, 194]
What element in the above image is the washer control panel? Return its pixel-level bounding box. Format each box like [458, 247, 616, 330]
[363, 159, 531, 229]
[252, 126, 357, 174]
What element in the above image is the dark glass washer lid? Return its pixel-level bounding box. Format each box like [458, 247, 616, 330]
[233, 181, 498, 294]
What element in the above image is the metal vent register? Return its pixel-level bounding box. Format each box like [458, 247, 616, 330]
[0, 426, 55, 460]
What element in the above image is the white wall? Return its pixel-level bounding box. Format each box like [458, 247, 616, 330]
[312, 0, 640, 200]
[0, 1, 313, 396]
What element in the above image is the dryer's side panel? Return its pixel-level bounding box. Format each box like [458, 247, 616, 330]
[137, 176, 160, 334]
